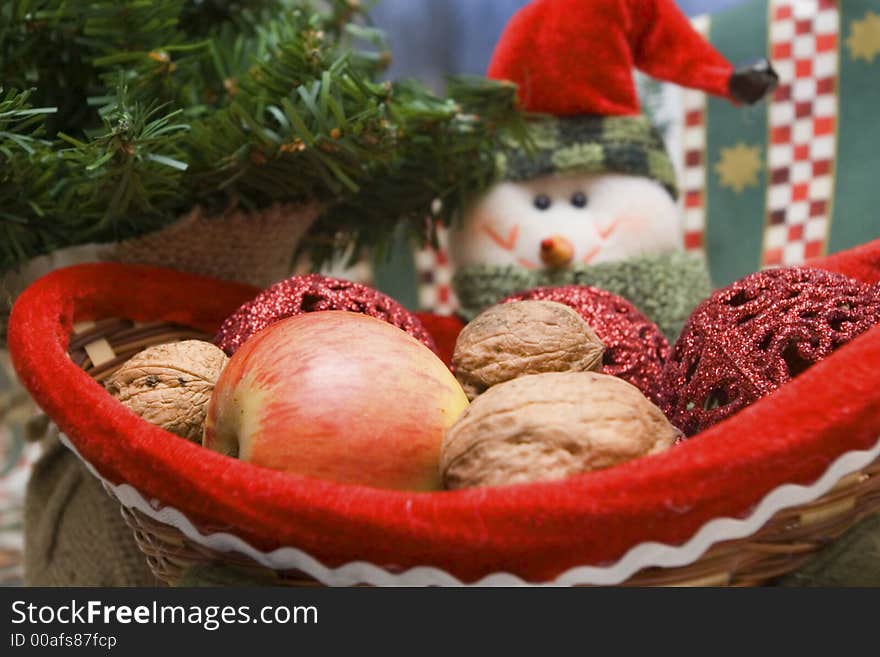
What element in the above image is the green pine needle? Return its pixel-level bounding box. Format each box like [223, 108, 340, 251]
[0, 0, 527, 275]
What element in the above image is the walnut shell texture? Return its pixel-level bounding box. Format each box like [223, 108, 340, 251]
[453, 300, 605, 400]
[441, 372, 680, 490]
[105, 340, 228, 442]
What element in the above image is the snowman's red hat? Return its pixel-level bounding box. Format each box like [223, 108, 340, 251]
[485, 0, 777, 196]
[488, 0, 777, 116]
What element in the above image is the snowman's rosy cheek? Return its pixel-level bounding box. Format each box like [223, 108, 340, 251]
[613, 216, 652, 236]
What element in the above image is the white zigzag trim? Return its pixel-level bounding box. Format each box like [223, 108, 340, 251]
[60, 432, 880, 587]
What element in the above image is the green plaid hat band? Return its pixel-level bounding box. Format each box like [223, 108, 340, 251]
[496, 114, 679, 199]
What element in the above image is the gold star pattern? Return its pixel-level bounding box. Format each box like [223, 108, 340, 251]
[847, 11, 880, 63]
[714, 143, 763, 194]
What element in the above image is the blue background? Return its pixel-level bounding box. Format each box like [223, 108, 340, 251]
[371, 0, 748, 86]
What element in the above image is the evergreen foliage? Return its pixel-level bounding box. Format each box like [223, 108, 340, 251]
[0, 0, 524, 273]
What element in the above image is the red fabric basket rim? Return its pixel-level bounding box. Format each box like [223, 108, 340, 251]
[9, 240, 880, 582]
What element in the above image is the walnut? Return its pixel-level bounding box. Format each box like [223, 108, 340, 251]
[441, 372, 680, 490]
[453, 300, 605, 400]
[105, 340, 228, 442]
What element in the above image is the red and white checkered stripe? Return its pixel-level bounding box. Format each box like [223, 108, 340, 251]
[415, 227, 459, 315]
[681, 15, 711, 255]
[763, 0, 839, 267]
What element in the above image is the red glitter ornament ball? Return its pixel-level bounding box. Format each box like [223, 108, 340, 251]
[657, 267, 880, 437]
[502, 286, 669, 400]
[215, 274, 438, 356]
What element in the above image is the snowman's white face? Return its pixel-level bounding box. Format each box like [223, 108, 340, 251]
[449, 172, 684, 270]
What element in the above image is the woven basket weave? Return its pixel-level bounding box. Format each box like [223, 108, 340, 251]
[69, 318, 880, 587]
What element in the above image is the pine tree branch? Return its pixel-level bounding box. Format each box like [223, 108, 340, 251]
[0, 87, 56, 159]
[0, 94, 65, 268]
[0, 1, 528, 276]
[308, 75, 527, 265]
[54, 82, 190, 237]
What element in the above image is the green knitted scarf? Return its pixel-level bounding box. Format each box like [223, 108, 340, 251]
[453, 251, 713, 342]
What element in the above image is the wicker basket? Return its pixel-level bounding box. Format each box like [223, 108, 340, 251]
[69, 318, 880, 587]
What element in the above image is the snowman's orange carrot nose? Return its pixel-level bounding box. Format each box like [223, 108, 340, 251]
[540, 235, 574, 268]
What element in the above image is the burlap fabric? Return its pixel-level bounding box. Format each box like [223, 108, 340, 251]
[1, 202, 320, 344]
[106, 202, 321, 289]
[24, 429, 158, 586]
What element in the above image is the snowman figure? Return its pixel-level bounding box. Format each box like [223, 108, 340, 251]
[449, 0, 776, 339]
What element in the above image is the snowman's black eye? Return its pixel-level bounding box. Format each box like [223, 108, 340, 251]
[571, 192, 588, 208]
[534, 194, 552, 211]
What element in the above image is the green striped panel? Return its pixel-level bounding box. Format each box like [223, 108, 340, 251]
[371, 224, 420, 310]
[828, 3, 880, 253]
[705, 0, 771, 287]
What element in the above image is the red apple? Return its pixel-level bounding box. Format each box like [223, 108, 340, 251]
[203, 311, 469, 491]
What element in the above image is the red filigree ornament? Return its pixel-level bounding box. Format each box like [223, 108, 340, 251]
[215, 274, 438, 356]
[502, 285, 669, 400]
[658, 267, 880, 437]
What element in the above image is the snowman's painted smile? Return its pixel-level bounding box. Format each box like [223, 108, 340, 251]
[581, 245, 602, 264]
[597, 218, 621, 240]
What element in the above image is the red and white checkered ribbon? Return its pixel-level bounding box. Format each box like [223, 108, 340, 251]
[763, 0, 839, 267]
